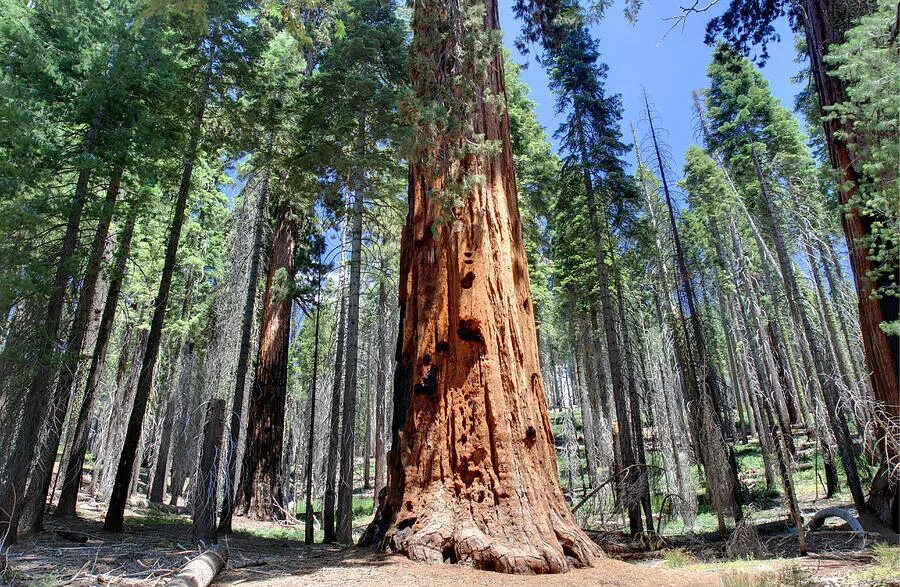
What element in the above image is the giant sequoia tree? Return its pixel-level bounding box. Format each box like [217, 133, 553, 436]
[361, 0, 599, 573]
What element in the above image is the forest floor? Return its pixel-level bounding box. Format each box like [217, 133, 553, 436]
[2, 492, 897, 586]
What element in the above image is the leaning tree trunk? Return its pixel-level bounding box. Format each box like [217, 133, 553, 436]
[238, 206, 297, 520]
[360, 1, 599, 573]
[103, 77, 207, 532]
[751, 149, 866, 513]
[56, 204, 138, 517]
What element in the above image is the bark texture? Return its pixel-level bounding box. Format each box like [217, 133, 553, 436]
[360, 1, 599, 573]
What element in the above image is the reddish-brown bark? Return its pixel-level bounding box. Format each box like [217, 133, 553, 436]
[361, 1, 599, 573]
[800, 0, 898, 527]
[238, 206, 297, 520]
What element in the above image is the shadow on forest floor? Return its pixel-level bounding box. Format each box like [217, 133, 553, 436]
[2, 493, 896, 586]
[1, 496, 393, 585]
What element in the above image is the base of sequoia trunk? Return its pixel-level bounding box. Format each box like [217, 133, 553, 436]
[361, 486, 601, 573]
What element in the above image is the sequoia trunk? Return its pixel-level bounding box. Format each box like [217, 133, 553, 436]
[238, 206, 297, 520]
[360, 1, 599, 573]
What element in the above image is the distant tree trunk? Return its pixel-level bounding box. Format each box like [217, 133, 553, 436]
[21, 168, 122, 533]
[220, 151, 271, 533]
[304, 274, 323, 545]
[56, 204, 138, 517]
[96, 317, 144, 498]
[238, 206, 297, 520]
[575, 110, 642, 536]
[799, 0, 898, 528]
[751, 149, 865, 513]
[363, 344, 373, 491]
[646, 96, 741, 528]
[571, 318, 599, 489]
[373, 277, 388, 503]
[168, 353, 201, 507]
[149, 385, 176, 503]
[361, 1, 600, 572]
[336, 106, 367, 543]
[612, 260, 653, 532]
[0, 113, 102, 545]
[104, 77, 207, 532]
[323, 233, 348, 543]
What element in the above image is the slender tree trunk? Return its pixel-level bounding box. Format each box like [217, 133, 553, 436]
[574, 109, 641, 536]
[373, 277, 388, 503]
[167, 342, 200, 507]
[21, 168, 123, 533]
[193, 398, 225, 545]
[323, 230, 348, 543]
[361, 2, 600, 572]
[149, 386, 176, 503]
[0, 113, 102, 544]
[363, 355, 372, 492]
[238, 207, 297, 520]
[220, 150, 271, 533]
[104, 78, 207, 532]
[304, 273, 323, 544]
[613, 261, 653, 532]
[571, 318, 599, 489]
[751, 150, 865, 513]
[54, 197, 135, 516]
[336, 105, 367, 543]
[646, 96, 741, 526]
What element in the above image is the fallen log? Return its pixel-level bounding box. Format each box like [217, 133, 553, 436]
[807, 507, 865, 536]
[166, 545, 228, 587]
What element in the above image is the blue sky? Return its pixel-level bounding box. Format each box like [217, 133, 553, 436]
[497, 1, 804, 182]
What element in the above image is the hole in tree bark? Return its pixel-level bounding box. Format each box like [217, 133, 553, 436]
[442, 545, 458, 563]
[523, 299, 529, 311]
[464, 251, 473, 257]
[460, 271, 475, 289]
[463, 259, 474, 264]
[404, 500, 413, 512]
[397, 517, 416, 531]
[457, 319, 484, 344]
[436, 340, 450, 354]
[525, 425, 537, 447]
[413, 365, 439, 396]
[423, 354, 432, 366]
